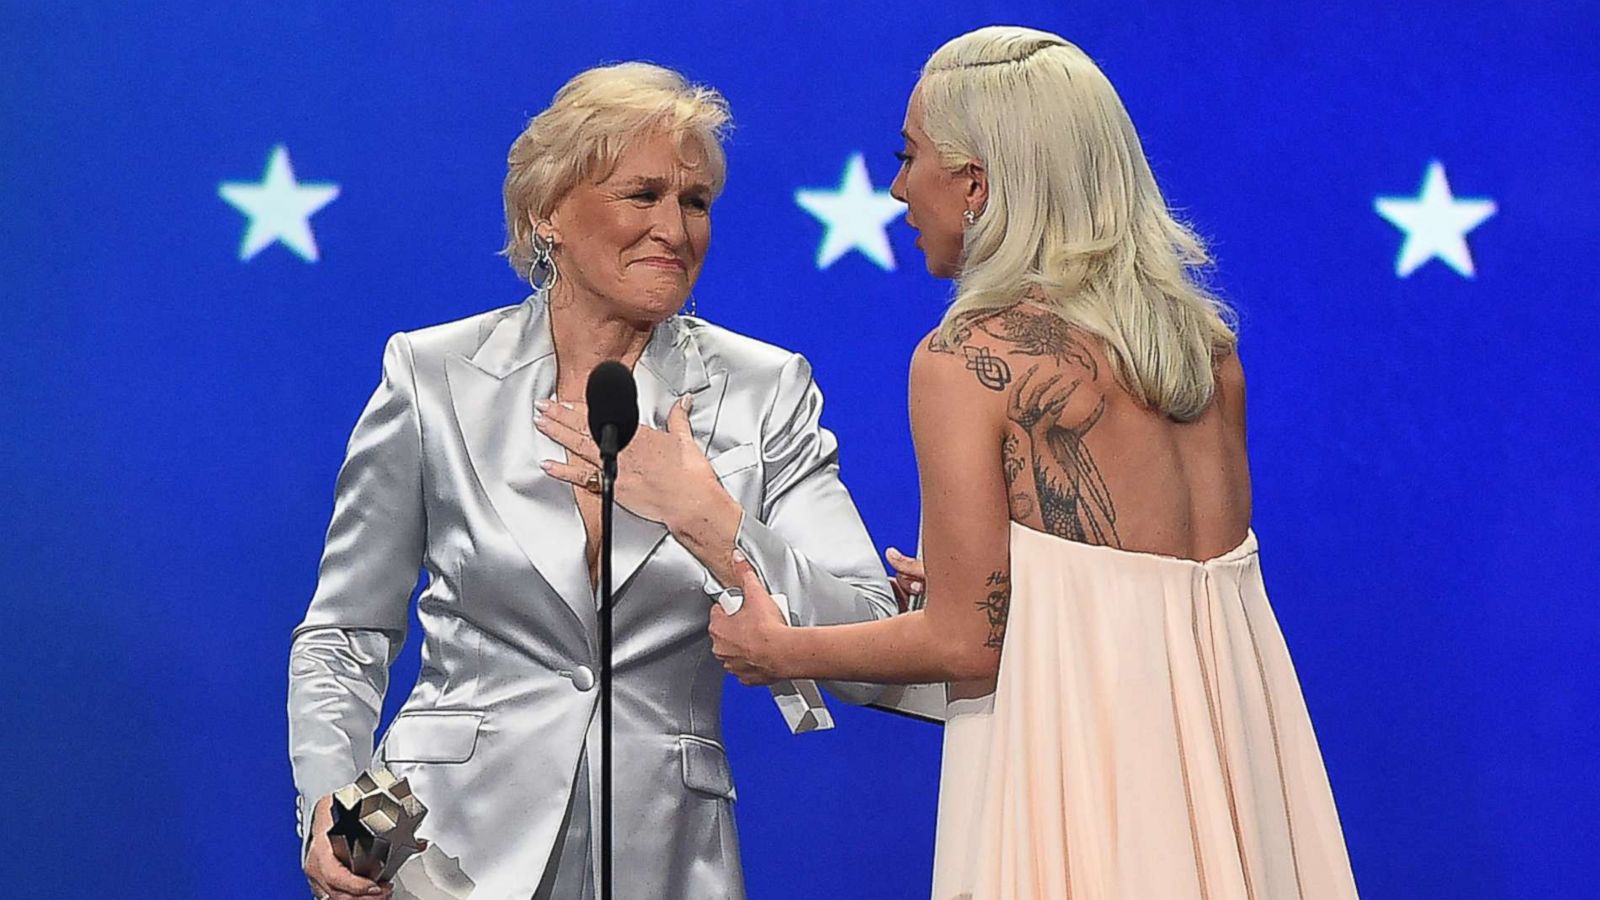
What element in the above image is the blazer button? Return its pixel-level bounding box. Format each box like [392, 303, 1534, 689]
[566, 665, 596, 692]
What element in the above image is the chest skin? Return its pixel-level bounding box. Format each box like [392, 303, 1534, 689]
[554, 374, 608, 595]
[574, 481, 603, 593]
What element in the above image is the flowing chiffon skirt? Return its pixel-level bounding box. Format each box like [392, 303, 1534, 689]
[931, 522, 1358, 899]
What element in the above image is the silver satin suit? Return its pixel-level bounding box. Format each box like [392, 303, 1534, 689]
[287, 297, 896, 898]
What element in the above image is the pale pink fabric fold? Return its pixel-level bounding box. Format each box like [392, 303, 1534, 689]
[932, 522, 1358, 899]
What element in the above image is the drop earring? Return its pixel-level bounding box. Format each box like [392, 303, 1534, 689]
[528, 230, 559, 296]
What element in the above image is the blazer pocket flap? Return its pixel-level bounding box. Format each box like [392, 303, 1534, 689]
[383, 711, 484, 764]
[708, 443, 759, 481]
[678, 735, 736, 801]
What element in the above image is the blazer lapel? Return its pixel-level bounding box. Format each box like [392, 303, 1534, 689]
[610, 318, 727, 598]
[446, 300, 597, 636]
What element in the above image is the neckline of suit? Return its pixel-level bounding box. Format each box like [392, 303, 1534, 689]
[443, 298, 731, 644]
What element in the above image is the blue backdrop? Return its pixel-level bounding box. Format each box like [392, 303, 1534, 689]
[3, 2, 1595, 897]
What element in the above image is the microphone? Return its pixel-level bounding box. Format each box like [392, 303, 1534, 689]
[585, 359, 639, 463]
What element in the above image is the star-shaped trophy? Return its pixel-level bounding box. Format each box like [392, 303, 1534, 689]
[327, 767, 428, 883]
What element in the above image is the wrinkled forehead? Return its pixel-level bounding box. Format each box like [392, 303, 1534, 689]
[589, 127, 717, 189]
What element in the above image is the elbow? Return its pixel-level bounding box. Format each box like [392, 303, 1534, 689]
[919, 615, 1001, 682]
[941, 641, 1002, 683]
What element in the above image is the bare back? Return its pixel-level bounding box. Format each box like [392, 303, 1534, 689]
[931, 305, 1250, 562]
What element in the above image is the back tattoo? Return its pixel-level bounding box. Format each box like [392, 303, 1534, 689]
[931, 307, 1122, 549]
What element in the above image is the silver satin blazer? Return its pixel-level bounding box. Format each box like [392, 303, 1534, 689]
[287, 297, 895, 898]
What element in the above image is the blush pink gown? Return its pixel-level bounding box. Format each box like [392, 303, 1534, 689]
[931, 522, 1359, 899]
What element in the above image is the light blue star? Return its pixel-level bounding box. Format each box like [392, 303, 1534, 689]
[795, 153, 905, 271]
[1374, 161, 1496, 278]
[219, 145, 340, 262]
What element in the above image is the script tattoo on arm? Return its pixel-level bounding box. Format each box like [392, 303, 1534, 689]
[1006, 365, 1121, 547]
[1002, 432, 1024, 485]
[1002, 430, 1036, 518]
[977, 569, 1011, 652]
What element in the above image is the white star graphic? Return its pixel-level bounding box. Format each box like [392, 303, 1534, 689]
[1374, 161, 1496, 278]
[219, 145, 340, 262]
[795, 153, 905, 271]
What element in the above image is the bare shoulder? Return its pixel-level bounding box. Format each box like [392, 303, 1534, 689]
[911, 315, 1015, 397]
[1210, 346, 1248, 428]
[906, 322, 1013, 460]
[912, 305, 1109, 398]
[1216, 346, 1246, 395]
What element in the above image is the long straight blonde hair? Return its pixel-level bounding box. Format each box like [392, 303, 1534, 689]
[922, 26, 1236, 421]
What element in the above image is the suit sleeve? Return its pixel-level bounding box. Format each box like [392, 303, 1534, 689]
[735, 353, 897, 704]
[286, 333, 425, 851]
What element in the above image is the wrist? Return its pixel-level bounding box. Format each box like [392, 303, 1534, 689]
[772, 621, 809, 681]
[667, 480, 741, 547]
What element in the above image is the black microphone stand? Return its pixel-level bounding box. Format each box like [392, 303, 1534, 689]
[586, 358, 636, 900]
[597, 424, 618, 900]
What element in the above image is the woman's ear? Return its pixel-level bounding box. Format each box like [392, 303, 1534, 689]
[530, 212, 562, 247]
[964, 160, 989, 215]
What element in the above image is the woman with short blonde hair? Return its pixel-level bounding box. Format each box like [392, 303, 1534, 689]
[500, 62, 731, 279]
[290, 61, 894, 900]
[711, 27, 1359, 898]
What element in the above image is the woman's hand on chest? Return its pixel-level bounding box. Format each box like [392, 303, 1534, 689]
[536, 394, 725, 530]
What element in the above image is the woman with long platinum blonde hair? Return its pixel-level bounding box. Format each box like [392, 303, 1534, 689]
[710, 26, 1359, 899]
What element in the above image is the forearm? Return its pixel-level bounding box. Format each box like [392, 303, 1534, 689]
[667, 486, 745, 587]
[288, 628, 394, 843]
[777, 610, 995, 685]
[670, 484, 896, 626]
[733, 512, 896, 625]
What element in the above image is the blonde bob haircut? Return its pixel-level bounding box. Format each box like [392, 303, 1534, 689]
[922, 26, 1237, 421]
[500, 62, 732, 280]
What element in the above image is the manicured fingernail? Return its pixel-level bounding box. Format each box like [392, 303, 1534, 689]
[909, 580, 924, 593]
[887, 547, 901, 558]
[681, 394, 693, 411]
[561, 401, 575, 410]
[732, 549, 747, 564]
[540, 460, 552, 471]
[535, 399, 550, 411]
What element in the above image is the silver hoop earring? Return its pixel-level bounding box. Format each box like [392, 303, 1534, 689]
[962, 209, 978, 226]
[528, 231, 559, 295]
